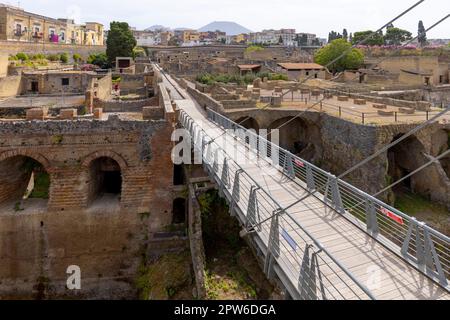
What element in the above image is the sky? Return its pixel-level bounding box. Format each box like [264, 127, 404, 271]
[5, 0, 450, 39]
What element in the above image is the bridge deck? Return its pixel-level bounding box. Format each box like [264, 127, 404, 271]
[161, 69, 449, 300]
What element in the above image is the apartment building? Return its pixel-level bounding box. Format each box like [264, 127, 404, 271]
[0, 4, 104, 45]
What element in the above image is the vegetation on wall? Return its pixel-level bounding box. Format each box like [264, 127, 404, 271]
[87, 53, 109, 69]
[196, 72, 288, 85]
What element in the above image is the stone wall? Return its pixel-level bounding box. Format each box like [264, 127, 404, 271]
[93, 97, 157, 113]
[0, 54, 8, 77]
[0, 40, 105, 60]
[0, 74, 21, 97]
[187, 86, 224, 112]
[0, 115, 177, 299]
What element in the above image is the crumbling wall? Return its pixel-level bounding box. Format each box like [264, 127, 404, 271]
[0, 115, 176, 299]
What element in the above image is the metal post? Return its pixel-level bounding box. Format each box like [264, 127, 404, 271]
[365, 200, 379, 236]
[339, 106, 342, 118]
[230, 169, 244, 216]
[246, 186, 261, 232]
[395, 112, 398, 122]
[362, 113, 365, 124]
[306, 165, 315, 191]
[221, 157, 230, 188]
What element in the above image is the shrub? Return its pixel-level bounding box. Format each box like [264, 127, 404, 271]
[59, 52, 69, 63]
[87, 53, 110, 69]
[46, 54, 60, 62]
[73, 53, 82, 63]
[31, 53, 46, 60]
[16, 52, 29, 61]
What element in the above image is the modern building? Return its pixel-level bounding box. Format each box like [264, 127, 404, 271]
[0, 4, 104, 45]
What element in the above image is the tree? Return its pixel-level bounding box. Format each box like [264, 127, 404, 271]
[384, 27, 412, 45]
[168, 36, 180, 46]
[106, 21, 136, 65]
[278, 36, 283, 45]
[314, 38, 364, 73]
[418, 20, 427, 47]
[352, 30, 384, 45]
[349, 33, 353, 43]
[73, 53, 82, 63]
[343, 29, 348, 41]
[328, 31, 342, 43]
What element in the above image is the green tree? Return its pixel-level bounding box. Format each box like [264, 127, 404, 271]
[73, 53, 82, 63]
[314, 38, 364, 73]
[418, 20, 427, 47]
[278, 36, 283, 45]
[342, 29, 348, 41]
[328, 31, 342, 43]
[106, 21, 136, 65]
[384, 27, 412, 45]
[352, 30, 384, 45]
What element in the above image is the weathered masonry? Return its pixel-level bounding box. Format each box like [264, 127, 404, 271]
[0, 114, 176, 298]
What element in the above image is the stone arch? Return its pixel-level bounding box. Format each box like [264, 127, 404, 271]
[387, 133, 427, 193]
[0, 153, 51, 209]
[86, 156, 123, 206]
[268, 116, 322, 163]
[81, 150, 128, 170]
[0, 150, 51, 172]
[235, 116, 260, 132]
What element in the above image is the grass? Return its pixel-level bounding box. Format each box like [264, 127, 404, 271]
[29, 172, 50, 199]
[135, 250, 192, 300]
[394, 191, 449, 234]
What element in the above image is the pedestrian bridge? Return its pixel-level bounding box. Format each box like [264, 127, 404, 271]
[158, 66, 450, 300]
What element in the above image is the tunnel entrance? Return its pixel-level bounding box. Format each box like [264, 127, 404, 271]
[268, 117, 321, 163]
[172, 198, 187, 224]
[439, 130, 450, 179]
[0, 156, 50, 210]
[173, 164, 185, 186]
[387, 134, 427, 195]
[88, 157, 122, 205]
[235, 117, 260, 132]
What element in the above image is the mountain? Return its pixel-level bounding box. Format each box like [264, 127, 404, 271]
[198, 21, 252, 35]
[145, 25, 170, 32]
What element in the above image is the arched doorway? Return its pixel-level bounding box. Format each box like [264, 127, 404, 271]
[387, 134, 427, 194]
[172, 198, 187, 224]
[87, 157, 122, 205]
[437, 130, 450, 179]
[0, 155, 50, 211]
[268, 117, 321, 162]
[235, 117, 260, 132]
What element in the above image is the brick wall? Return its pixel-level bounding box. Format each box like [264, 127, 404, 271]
[0, 115, 177, 298]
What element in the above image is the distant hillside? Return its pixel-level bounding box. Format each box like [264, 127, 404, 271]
[198, 21, 252, 35]
[145, 25, 170, 32]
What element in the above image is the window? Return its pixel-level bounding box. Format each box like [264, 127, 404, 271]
[306, 71, 309, 76]
[61, 78, 70, 86]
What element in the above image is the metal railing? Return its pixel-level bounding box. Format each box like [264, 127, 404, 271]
[179, 109, 375, 300]
[206, 107, 450, 291]
[279, 91, 444, 124]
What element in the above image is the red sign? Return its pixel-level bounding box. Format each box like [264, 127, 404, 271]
[380, 207, 404, 225]
[294, 159, 305, 167]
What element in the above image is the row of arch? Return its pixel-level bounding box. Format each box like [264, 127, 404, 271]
[0, 150, 126, 209]
[233, 115, 450, 206]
